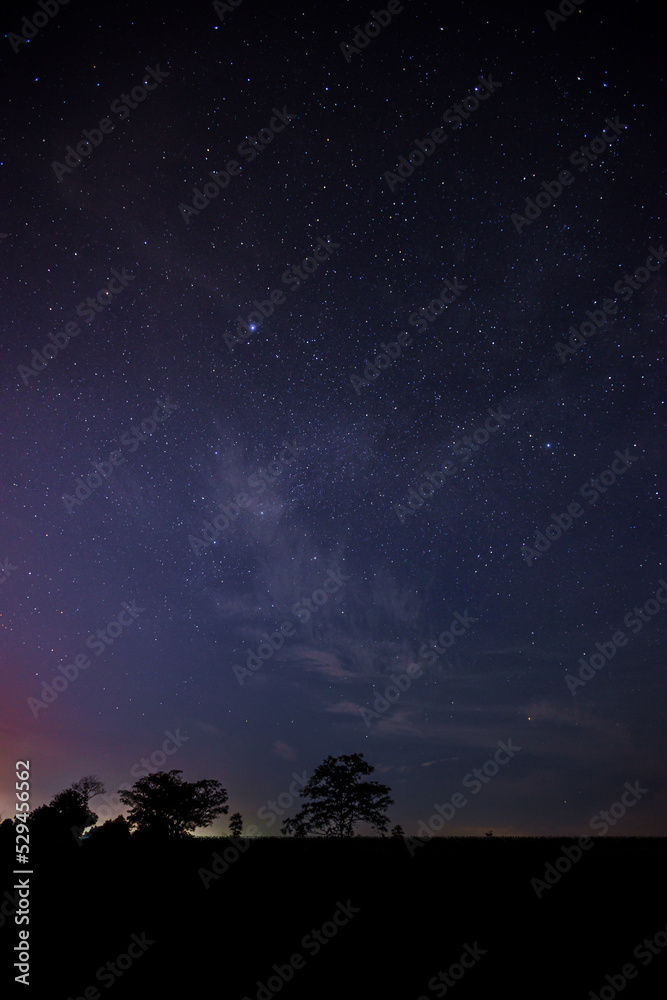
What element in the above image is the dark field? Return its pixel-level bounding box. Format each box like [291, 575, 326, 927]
[2, 836, 665, 997]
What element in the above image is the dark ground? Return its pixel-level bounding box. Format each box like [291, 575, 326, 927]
[2, 836, 666, 997]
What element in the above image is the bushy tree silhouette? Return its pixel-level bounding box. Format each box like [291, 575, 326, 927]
[281, 753, 393, 837]
[118, 769, 228, 839]
[50, 788, 98, 830]
[86, 815, 131, 846]
[29, 774, 107, 843]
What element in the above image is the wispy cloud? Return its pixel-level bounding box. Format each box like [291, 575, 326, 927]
[272, 740, 297, 761]
[282, 645, 353, 680]
[325, 700, 363, 715]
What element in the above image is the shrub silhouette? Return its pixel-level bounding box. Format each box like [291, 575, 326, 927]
[86, 815, 132, 846]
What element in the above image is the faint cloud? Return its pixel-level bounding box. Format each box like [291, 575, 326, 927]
[325, 700, 363, 715]
[197, 721, 222, 737]
[284, 646, 353, 681]
[272, 740, 297, 761]
[421, 757, 460, 767]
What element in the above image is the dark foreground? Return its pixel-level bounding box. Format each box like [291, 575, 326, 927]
[2, 836, 665, 998]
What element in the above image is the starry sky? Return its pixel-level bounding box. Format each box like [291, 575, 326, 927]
[1, 0, 665, 836]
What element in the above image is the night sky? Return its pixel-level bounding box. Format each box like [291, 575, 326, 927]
[1, 0, 665, 837]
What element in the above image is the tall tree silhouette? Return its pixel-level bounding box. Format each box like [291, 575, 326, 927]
[229, 812, 243, 838]
[281, 753, 393, 837]
[118, 770, 228, 838]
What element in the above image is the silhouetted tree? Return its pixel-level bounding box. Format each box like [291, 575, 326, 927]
[50, 788, 98, 830]
[86, 815, 131, 846]
[26, 804, 54, 829]
[390, 824, 405, 838]
[0, 818, 14, 848]
[281, 753, 393, 837]
[53, 776, 105, 827]
[229, 812, 243, 838]
[118, 770, 228, 839]
[28, 802, 79, 848]
[70, 775, 105, 812]
[66, 775, 106, 841]
[29, 775, 106, 844]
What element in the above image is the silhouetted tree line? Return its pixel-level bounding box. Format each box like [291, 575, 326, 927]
[0, 753, 399, 850]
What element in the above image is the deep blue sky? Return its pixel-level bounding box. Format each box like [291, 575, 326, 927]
[1, 0, 665, 836]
